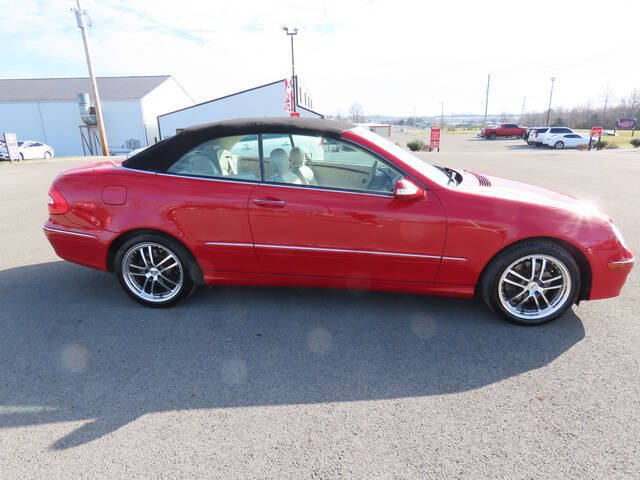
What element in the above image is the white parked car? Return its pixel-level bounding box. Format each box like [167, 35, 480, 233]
[0, 140, 54, 161]
[543, 133, 591, 149]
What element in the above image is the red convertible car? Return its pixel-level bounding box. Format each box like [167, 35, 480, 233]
[44, 118, 634, 325]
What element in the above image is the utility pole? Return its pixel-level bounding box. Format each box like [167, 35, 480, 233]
[602, 86, 610, 126]
[483, 73, 490, 126]
[519, 96, 526, 123]
[73, 0, 108, 156]
[282, 26, 298, 113]
[546, 77, 556, 127]
[440, 101, 444, 130]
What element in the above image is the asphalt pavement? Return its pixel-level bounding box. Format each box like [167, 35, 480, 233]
[1, 138, 639, 478]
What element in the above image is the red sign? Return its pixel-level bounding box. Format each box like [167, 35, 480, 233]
[430, 128, 441, 149]
[591, 127, 603, 138]
[290, 112, 300, 118]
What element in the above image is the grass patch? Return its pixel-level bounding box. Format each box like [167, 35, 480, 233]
[576, 129, 638, 148]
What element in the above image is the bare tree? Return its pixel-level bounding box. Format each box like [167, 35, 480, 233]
[622, 88, 640, 117]
[349, 102, 364, 123]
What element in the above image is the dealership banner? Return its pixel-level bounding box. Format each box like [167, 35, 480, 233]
[284, 78, 294, 113]
[615, 118, 636, 130]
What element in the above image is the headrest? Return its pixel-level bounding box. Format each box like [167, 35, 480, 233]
[217, 149, 234, 174]
[270, 148, 289, 172]
[289, 147, 305, 168]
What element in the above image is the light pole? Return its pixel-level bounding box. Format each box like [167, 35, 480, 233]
[73, 0, 108, 156]
[440, 101, 444, 130]
[483, 73, 490, 126]
[546, 77, 556, 127]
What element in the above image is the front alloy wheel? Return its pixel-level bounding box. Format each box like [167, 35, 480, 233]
[481, 240, 580, 325]
[498, 254, 572, 322]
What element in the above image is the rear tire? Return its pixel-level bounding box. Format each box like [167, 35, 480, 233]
[480, 240, 580, 325]
[114, 233, 197, 307]
[554, 141, 564, 149]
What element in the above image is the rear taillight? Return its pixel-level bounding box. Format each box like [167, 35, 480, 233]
[48, 185, 69, 215]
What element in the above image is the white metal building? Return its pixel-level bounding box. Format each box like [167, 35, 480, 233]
[0, 76, 193, 156]
[158, 77, 322, 139]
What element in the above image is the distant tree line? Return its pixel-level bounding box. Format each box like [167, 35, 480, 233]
[523, 88, 639, 128]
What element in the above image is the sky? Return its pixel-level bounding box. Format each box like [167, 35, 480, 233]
[1, 0, 638, 117]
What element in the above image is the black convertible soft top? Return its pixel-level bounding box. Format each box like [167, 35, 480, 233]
[123, 117, 353, 172]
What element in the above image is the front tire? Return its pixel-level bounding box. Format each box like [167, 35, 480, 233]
[114, 233, 196, 307]
[480, 240, 580, 325]
[44, 151, 52, 159]
[489, 133, 497, 140]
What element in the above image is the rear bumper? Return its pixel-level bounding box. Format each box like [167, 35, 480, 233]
[588, 248, 635, 300]
[43, 221, 114, 271]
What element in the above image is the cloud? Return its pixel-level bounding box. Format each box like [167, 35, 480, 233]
[1, 0, 638, 116]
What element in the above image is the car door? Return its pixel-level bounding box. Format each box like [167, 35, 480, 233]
[31, 142, 45, 158]
[248, 133, 447, 283]
[156, 134, 262, 275]
[563, 134, 577, 148]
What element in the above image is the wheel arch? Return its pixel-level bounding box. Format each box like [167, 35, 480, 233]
[474, 236, 592, 302]
[106, 228, 204, 284]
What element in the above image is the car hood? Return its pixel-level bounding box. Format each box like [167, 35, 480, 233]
[458, 170, 608, 220]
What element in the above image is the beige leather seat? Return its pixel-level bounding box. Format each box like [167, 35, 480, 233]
[289, 147, 317, 185]
[217, 149, 237, 176]
[270, 148, 301, 184]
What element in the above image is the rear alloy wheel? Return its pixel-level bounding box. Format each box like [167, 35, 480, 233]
[115, 234, 196, 307]
[554, 141, 564, 149]
[481, 241, 580, 325]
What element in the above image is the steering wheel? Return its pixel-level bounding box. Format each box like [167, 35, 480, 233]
[366, 160, 378, 189]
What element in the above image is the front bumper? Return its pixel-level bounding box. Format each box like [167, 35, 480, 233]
[588, 247, 635, 300]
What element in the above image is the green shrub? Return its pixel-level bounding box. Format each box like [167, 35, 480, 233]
[407, 140, 426, 151]
[604, 142, 619, 149]
[596, 140, 608, 149]
[631, 138, 640, 148]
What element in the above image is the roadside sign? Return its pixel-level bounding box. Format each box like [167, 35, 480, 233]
[588, 127, 603, 151]
[430, 128, 441, 151]
[290, 111, 300, 118]
[3, 132, 20, 162]
[615, 118, 636, 130]
[614, 118, 636, 137]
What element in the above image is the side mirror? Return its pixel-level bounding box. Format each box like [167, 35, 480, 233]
[393, 178, 425, 201]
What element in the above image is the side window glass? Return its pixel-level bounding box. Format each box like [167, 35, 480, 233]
[167, 135, 260, 181]
[262, 134, 403, 194]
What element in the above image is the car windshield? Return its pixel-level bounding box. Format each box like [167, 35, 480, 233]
[351, 127, 451, 186]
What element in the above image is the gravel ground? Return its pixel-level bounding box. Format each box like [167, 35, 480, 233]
[0, 140, 638, 479]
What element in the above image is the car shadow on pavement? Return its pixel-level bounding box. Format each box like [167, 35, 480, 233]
[0, 261, 585, 450]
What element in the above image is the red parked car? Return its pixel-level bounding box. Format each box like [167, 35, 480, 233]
[481, 123, 527, 140]
[44, 118, 634, 325]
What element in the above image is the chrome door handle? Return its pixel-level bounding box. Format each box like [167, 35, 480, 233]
[253, 198, 286, 207]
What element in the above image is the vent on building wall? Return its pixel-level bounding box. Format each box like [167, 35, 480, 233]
[77, 93, 97, 126]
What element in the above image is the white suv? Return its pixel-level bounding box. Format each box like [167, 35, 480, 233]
[529, 127, 576, 147]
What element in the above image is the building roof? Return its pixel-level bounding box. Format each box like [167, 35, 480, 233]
[0, 76, 171, 102]
[124, 117, 353, 172]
